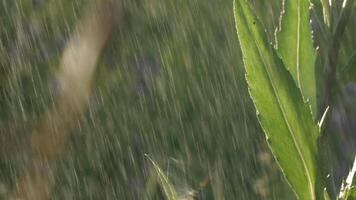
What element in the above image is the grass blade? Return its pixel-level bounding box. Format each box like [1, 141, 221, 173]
[146, 155, 179, 200]
[339, 157, 356, 200]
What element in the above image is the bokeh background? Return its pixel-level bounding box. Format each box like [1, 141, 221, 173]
[0, 0, 355, 199]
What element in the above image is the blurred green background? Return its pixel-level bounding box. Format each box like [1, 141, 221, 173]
[0, 0, 355, 199]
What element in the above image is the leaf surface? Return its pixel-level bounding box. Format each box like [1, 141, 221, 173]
[276, 0, 317, 116]
[234, 1, 319, 199]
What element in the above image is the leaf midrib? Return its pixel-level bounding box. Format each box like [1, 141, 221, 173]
[238, 2, 315, 199]
[296, 0, 302, 89]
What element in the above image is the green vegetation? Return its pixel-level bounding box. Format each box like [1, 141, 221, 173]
[234, 0, 356, 199]
[0, 0, 355, 199]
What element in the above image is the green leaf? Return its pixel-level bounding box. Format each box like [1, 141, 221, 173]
[344, 187, 356, 200]
[324, 189, 331, 200]
[339, 157, 356, 200]
[348, 188, 356, 200]
[320, 0, 331, 27]
[234, 1, 319, 199]
[146, 155, 179, 200]
[276, 0, 317, 117]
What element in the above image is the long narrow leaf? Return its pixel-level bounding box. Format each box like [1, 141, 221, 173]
[339, 157, 356, 200]
[276, 0, 317, 117]
[320, 0, 331, 26]
[234, 1, 319, 199]
[146, 155, 178, 200]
